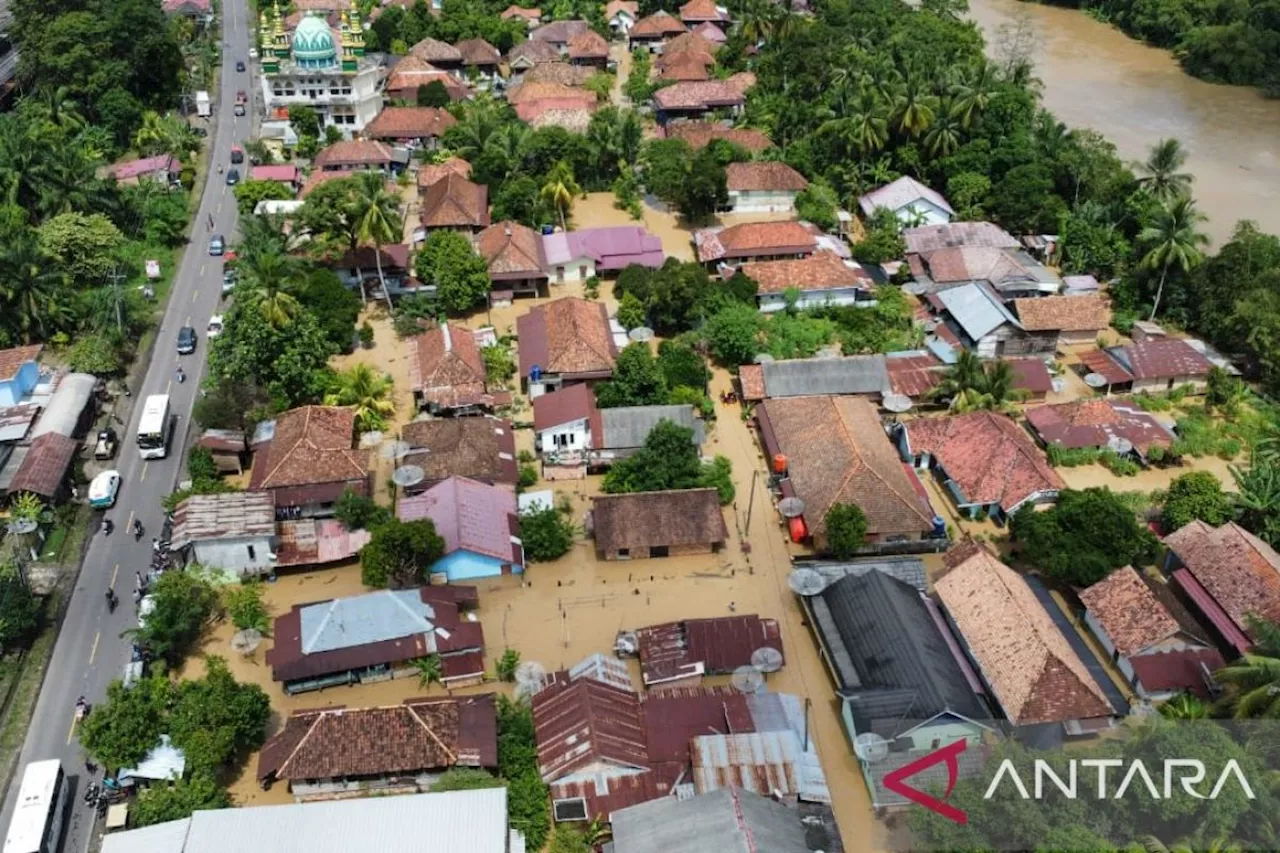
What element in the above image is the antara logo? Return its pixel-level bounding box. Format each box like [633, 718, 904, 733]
[882, 739, 969, 825]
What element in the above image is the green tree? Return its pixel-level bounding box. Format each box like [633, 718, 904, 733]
[703, 303, 761, 366]
[1011, 488, 1159, 587]
[1158, 693, 1209, 721]
[851, 207, 906, 264]
[297, 268, 361, 354]
[37, 211, 121, 284]
[495, 696, 551, 849]
[595, 343, 668, 408]
[78, 675, 171, 770]
[131, 773, 230, 827]
[333, 489, 392, 530]
[324, 363, 396, 433]
[232, 179, 294, 216]
[1161, 471, 1234, 532]
[657, 340, 709, 391]
[930, 352, 1026, 414]
[1135, 138, 1193, 203]
[417, 81, 452, 108]
[795, 179, 839, 231]
[640, 138, 692, 204]
[287, 104, 321, 140]
[207, 301, 334, 409]
[134, 570, 220, 667]
[824, 502, 868, 559]
[1140, 194, 1209, 321]
[496, 647, 521, 682]
[168, 656, 271, 774]
[603, 420, 703, 494]
[0, 569, 41, 649]
[539, 160, 581, 230]
[223, 584, 270, 634]
[416, 230, 491, 314]
[350, 171, 404, 310]
[520, 505, 575, 562]
[616, 291, 646, 330]
[360, 518, 446, 588]
[414, 654, 443, 689]
[676, 148, 727, 224]
[1215, 616, 1280, 719]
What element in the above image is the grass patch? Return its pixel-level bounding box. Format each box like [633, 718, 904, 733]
[0, 592, 61, 768]
[1045, 444, 1141, 476]
[1171, 411, 1245, 459]
[1112, 490, 1160, 516]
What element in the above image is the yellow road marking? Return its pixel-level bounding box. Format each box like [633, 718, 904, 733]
[140, 462, 149, 483]
[200, 263, 206, 276]
[192, 288, 198, 303]
[66, 715, 76, 744]
[110, 564, 119, 589]
[88, 632, 100, 666]
[126, 510, 135, 530]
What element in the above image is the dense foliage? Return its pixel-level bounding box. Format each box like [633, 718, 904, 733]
[520, 505, 576, 562]
[1010, 488, 1159, 587]
[134, 570, 220, 667]
[496, 696, 550, 850]
[132, 773, 231, 827]
[360, 518, 446, 588]
[1160, 470, 1234, 532]
[603, 420, 734, 504]
[824, 503, 868, 559]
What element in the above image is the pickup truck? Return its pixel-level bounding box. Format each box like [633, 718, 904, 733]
[94, 427, 118, 460]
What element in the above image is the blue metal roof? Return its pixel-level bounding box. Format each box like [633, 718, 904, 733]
[936, 283, 1019, 341]
[299, 589, 437, 655]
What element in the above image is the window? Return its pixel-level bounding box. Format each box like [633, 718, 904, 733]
[556, 266, 565, 283]
[616, 548, 630, 559]
[650, 545, 669, 558]
[248, 544, 257, 560]
[552, 798, 588, 822]
[578, 265, 587, 279]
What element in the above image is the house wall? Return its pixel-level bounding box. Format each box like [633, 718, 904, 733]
[757, 287, 871, 313]
[191, 535, 276, 576]
[0, 360, 39, 407]
[609, 13, 635, 31]
[537, 418, 591, 453]
[336, 266, 409, 296]
[1131, 376, 1208, 395]
[549, 254, 597, 285]
[431, 548, 521, 582]
[727, 189, 798, 215]
[290, 769, 446, 801]
[262, 65, 383, 137]
[891, 199, 952, 228]
[1058, 330, 1100, 348]
[600, 542, 716, 560]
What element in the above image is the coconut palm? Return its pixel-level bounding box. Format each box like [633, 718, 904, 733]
[1231, 458, 1280, 546]
[0, 238, 74, 343]
[349, 171, 403, 311]
[1135, 138, 1194, 203]
[1140, 194, 1209, 321]
[845, 90, 890, 155]
[1214, 616, 1280, 719]
[33, 85, 84, 134]
[924, 109, 963, 159]
[1157, 693, 1208, 720]
[949, 61, 997, 129]
[893, 76, 939, 138]
[238, 247, 302, 328]
[325, 363, 396, 433]
[1139, 835, 1244, 853]
[540, 160, 580, 231]
[414, 654, 443, 690]
[931, 353, 1026, 414]
[483, 122, 529, 182]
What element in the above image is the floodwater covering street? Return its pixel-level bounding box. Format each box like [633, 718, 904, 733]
[967, 0, 1280, 244]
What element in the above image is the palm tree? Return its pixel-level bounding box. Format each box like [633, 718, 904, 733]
[1140, 835, 1243, 853]
[1140, 195, 1209, 321]
[540, 160, 580, 231]
[349, 171, 403, 311]
[846, 90, 890, 155]
[739, 0, 774, 44]
[949, 61, 996, 129]
[239, 249, 302, 328]
[0, 238, 73, 343]
[1157, 693, 1208, 720]
[931, 353, 1026, 413]
[1135, 138, 1193, 203]
[483, 122, 529, 182]
[34, 85, 84, 135]
[924, 110, 962, 159]
[414, 654, 443, 690]
[1214, 616, 1280, 719]
[893, 77, 939, 138]
[325, 363, 395, 432]
[1231, 458, 1280, 546]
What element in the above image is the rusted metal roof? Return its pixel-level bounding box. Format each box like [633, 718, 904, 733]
[171, 492, 276, 547]
[275, 518, 372, 567]
[636, 615, 782, 686]
[1079, 348, 1134, 385]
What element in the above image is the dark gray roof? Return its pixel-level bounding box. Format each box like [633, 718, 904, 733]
[611, 788, 812, 853]
[866, 741, 991, 809]
[807, 572, 989, 732]
[760, 356, 889, 398]
[599, 405, 704, 450]
[796, 558, 927, 593]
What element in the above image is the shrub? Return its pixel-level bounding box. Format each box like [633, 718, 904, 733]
[333, 489, 391, 530]
[517, 464, 539, 491]
[496, 647, 521, 682]
[520, 506, 575, 562]
[223, 583, 269, 633]
[358, 321, 375, 348]
[825, 503, 868, 559]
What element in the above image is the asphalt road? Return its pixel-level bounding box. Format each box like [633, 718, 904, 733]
[0, 0, 251, 847]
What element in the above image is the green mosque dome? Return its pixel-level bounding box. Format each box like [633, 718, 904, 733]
[292, 15, 337, 67]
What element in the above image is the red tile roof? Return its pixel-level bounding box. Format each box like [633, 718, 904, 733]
[1025, 398, 1172, 454]
[725, 161, 807, 193]
[455, 38, 501, 65]
[903, 411, 1064, 511]
[1079, 566, 1187, 656]
[679, 0, 729, 22]
[739, 253, 867, 294]
[249, 165, 300, 184]
[660, 31, 718, 61]
[1171, 568, 1254, 655]
[737, 364, 765, 401]
[665, 122, 773, 153]
[477, 221, 546, 280]
[363, 106, 457, 140]
[694, 221, 818, 263]
[420, 173, 489, 229]
[606, 0, 639, 20]
[656, 55, 712, 81]
[522, 60, 595, 85]
[567, 29, 609, 59]
[629, 10, 688, 37]
[248, 406, 368, 492]
[1163, 520, 1280, 640]
[401, 417, 519, 486]
[407, 322, 489, 409]
[652, 79, 744, 111]
[516, 297, 617, 378]
[409, 38, 463, 63]
[501, 4, 542, 21]
[417, 157, 472, 189]
[530, 19, 589, 43]
[313, 139, 394, 169]
[0, 345, 41, 381]
[507, 39, 560, 68]
[507, 80, 597, 107]
[1013, 295, 1112, 333]
[636, 615, 782, 686]
[386, 56, 472, 100]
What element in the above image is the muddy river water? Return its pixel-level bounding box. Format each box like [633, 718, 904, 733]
[965, 0, 1280, 244]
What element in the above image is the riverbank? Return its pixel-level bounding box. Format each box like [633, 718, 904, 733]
[966, 0, 1280, 245]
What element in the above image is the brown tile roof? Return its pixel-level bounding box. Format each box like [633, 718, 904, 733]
[401, 417, 518, 486]
[313, 139, 394, 169]
[507, 80, 596, 106]
[407, 322, 488, 407]
[528, 107, 593, 132]
[567, 29, 609, 59]
[692, 21, 728, 42]
[420, 173, 490, 229]
[1079, 566, 1186, 656]
[738, 364, 765, 401]
[249, 406, 368, 491]
[409, 37, 463, 63]
[1163, 520, 1280, 633]
[516, 297, 617, 378]
[8, 432, 76, 499]
[532, 677, 649, 781]
[362, 106, 457, 140]
[666, 122, 772, 153]
[694, 221, 818, 263]
[1110, 339, 1213, 380]
[1013, 295, 1112, 333]
[903, 411, 1064, 511]
[477, 221, 546, 279]
[680, 0, 729, 21]
[739, 253, 868, 294]
[417, 157, 472, 188]
[657, 33, 717, 63]
[592, 488, 728, 552]
[455, 38, 501, 66]
[606, 0, 640, 19]
[385, 57, 472, 100]
[656, 55, 712, 81]
[652, 79, 744, 111]
[0, 345, 40, 381]
[507, 39, 561, 68]
[630, 10, 688, 37]
[257, 694, 498, 784]
[1024, 398, 1172, 454]
[725, 161, 807, 193]
[936, 543, 1114, 725]
[758, 396, 935, 539]
[501, 4, 542, 21]
[524, 61, 596, 86]
[530, 19, 589, 43]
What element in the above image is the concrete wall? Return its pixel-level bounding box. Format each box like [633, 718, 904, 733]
[1132, 376, 1208, 395]
[537, 418, 590, 454]
[727, 189, 798, 214]
[291, 770, 444, 801]
[191, 534, 276, 576]
[757, 288, 871, 313]
[549, 255, 597, 285]
[431, 548, 520, 582]
[601, 542, 715, 560]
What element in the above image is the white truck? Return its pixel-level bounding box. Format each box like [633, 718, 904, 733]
[195, 90, 211, 118]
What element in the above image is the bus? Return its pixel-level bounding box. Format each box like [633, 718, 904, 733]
[3, 760, 68, 853]
[136, 394, 172, 460]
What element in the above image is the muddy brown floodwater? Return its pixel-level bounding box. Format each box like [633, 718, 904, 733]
[966, 0, 1280, 245]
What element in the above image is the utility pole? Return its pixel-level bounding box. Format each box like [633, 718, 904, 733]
[743, 469, 758, 535]
[107, 267, 126, 333]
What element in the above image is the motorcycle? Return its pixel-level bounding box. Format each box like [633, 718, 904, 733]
[133, 520, 144, 541]
[105, 590, 117, 614]
[82, 783, 98, 804]
[102, 518, 114, 536]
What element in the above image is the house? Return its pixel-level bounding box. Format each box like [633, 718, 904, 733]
[407, 322, 506, 414]
[419, 173, 490, 234]
[4, 433, 78, 503]
[1025, 399, 1173, 462]
[655, 52, 712, 81]
[170, 492, 278, 577]
[902, 221, 1020, 255]
[106, 154, 182, 187]
[1163, 520, 1280, 656]
[400, 417, 518, 492]
[455, 39, 502, 82]
[417, 157, 471, 190]
[679, 0, 730, 28]
[408, 38, 464, 74]
[194, 429, 247, 475]
[0, 346, 42, 408]
[274, 517, 372, 568]
[313, 139, 396, 173]
[723, 162, 807, 215]
[568, 30, 610, 67]
[249, 164, 302, 190]
[530, 20, 590, 53]
[1013, 294, 1112, 348]
[758, 396, 937, 552]
[397, 477, 523, 580]
[522, 61, 596, 87]
[477, 221, 548, 299]
[741, 253, 874, 312]
[99, 789, 516, 853]
[897, 411, 1064, 522]
[1079, 567, 1225, 701]
[508, 81, 598, 123]
[501, 4, 542, 27]
[257, 694, 497, 800]
[528, 107, 594, 133]
[532, 383, 703, 467]
[936, 541, 1116, 730]
[606, 0, 640, 32]
[665, 121, 772, 152]
[249, 406, 370, 515]
[592, 488, 727, 559]
[332, 244, 413, 299]
[516, 297, 618, 397]
[909, 246, 1061, 299]
[384, 56, 471, 102]
[858, 176, 953, 227]
[652, 79, 744, 124]
[929, 283, 1056, 359]
[694, 221, 819, 266]
[162, 0, 211, 17]
[1093, 338, 1214, 394]
[267, 585, 485, 694]
[628, 11, 687, 50]
[361, 106, 456, 148]
[611, 788, 835, 853]
[634, 615, 782, 687]
[745, 356, 890, 402]
[506, 40, 561, 82]
[803, 570, 992, 810]
[541, 226, 665, 283]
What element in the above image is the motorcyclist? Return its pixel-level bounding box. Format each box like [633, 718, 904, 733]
[105, 589, 117, 612]
[133, 519, 144, 540]
[103, 518, 113, 535]
[176, 366, 186, 384]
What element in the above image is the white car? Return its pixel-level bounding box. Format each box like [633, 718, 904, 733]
[138, 595, 156, 629]
[207, 315, 225, 338]
[88, 470, 121, 509]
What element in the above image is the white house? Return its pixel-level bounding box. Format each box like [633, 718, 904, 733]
[740, 253, 876, 313]
[532, 384, 702, 470]
[606, 0, 640, 32]
[170, 492, 278, 577]
[859, 176, 954, 228]
[724, 162, 808, 215]
[532, 383, 596, 461]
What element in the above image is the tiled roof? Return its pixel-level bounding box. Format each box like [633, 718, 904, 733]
[725, 161, 807, 193]
[666, 122, 772, 152]
[409, 38, 463, 63]
[532, 677, 649, 781]
[694, 221, 818, 263]
[656, 54, 712, 81]
[661, 31, 719, 60]
[652, 79, 744, 110]
[398, 476, 521, 564]
[606, 0, 639, 20]
[1107, 338, 1214, 380]
[363, 107, 456, 140]
[902, 221, 1020, 255]
[758, 396, 935, 538]
[249, 164, 300, 183]
[501, 4, 542, 21]
[528, 107, 593, 132]
[680, 0, 729, 21]
[0, 345, 40, 381]
[859, 176, 953, 218]
[739, 253, 869, 294]
[1079, 566, 1186, 656]
[257, 695, 498, 783]
[530, 19, 589, 43]
[313, 139, 394, 168]
[508, 80, 596, 106]
[1024, 398, 1172, 454]
[522, 60, 595, 85]
[249, 406, 367, 491]
[516, 297, 617, 378]
[386, 57, 472, 100]
[420, 173, 489, 229]
[407, 322, 488, 408]
[592, 488, 728, 552]
[936, 543, 1114, 725]
[567, 29, 610, 59]
[918, 246, 1033, 286]
[1013, 295, 1111, 332]
[401, 417, 518, 486]
[903, 411, 1064, 511]
[507, 39, 560, 68]
[629, 10, 688, 37]
[417, 157, 472, 188]
[109, 154, 180, 181]
[455, 38, 501, 65]
[1163, 520, 1280, 634]
[692, 20, 728, 42]
[477, 221, 546, 279]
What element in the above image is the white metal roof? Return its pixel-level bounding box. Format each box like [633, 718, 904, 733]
[30, 373, 95, 439]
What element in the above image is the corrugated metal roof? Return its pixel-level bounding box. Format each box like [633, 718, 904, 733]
[759, 356, 889, 398]
[30, 372, 95, 438]
[299, 589, 441, 655]
[690, 730, 829, 802]
[170, 492, 276, 547]
[600, 405, 703, 450]
[935, 283, 1019, 341]
[611, 787, 812, 853]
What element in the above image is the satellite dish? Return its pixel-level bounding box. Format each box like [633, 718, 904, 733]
[753, 353, 775, 364]
[359, 430, 385, 448]
[923, 321, 939, 332]
[628, 326, 654, 342]
[778, 497, 805, 519]
[231, 629, 263, 655]
[854, 732, 889, 762]
[882, 394, 913, 413]
[1107, 435, 1133, 455]
[731, 665, 764, 694]
[1084, 372, 1108, 389]
[787, 568, 828, 596]
[614, 630, 639, 656]
[514, 660, 547, 687]
[379, 439, 411, 460]
[8, 518, 38, 536]
[391, 465, 425, 487]
[750, 646, 784, 673]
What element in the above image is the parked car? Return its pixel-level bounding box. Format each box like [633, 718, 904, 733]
[236, 60, 246, 72]
[207, 315, 224, 338]
[88, 470, 121, 509]
[209, 234, 225, 256]
[177, 325, 197, 354]
[225, 168, 240, 186]
[94, 428, 118, 460]
[222, 269, 237, 295]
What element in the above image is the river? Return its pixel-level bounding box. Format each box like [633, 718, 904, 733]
[965, 0, 1280, 244]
